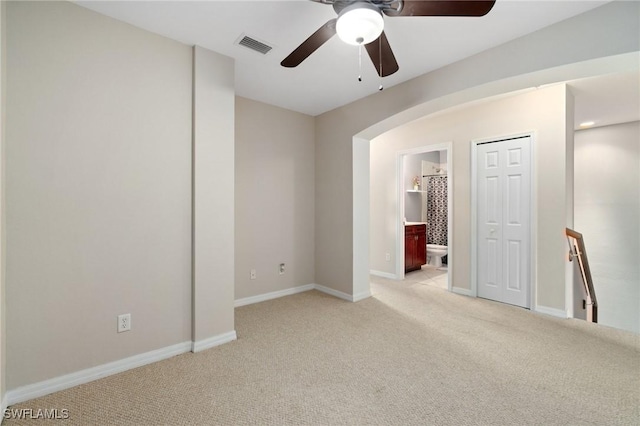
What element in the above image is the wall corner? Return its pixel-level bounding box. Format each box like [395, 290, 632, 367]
[1, 0, 7, 412]
[192, 45, 236, 344]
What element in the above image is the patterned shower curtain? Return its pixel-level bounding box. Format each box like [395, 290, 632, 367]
[426, 175, 448, 246]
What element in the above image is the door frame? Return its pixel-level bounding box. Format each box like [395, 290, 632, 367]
[470, 132, 537, 308]
[396, 142, 453, 291]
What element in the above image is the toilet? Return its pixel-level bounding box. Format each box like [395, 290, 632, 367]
[426, 244, 448, 268]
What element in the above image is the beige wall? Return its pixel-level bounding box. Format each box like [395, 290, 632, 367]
[575, 121, 640, 333]
[370, 85, 572, 310]
[192, 46, 235, 346]
[6, 2, 193, 389]
[235, 97, 315, 300]
[315, 1, 640, 297]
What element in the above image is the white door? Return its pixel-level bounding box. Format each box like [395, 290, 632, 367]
[477, 136, 531, 308]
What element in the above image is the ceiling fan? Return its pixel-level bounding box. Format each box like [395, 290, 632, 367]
[281, 0, 496, 77]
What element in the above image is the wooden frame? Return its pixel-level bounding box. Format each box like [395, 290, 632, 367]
[566, 228, 598, 323]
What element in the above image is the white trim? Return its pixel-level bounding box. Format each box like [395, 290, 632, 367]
[470, 139, 478, 297]
[445, 142, 453, 292]
[396, 153, 405, 280]
[370, 270, 397, 280]
[191, 331, 237, 353]
[314, 284, 353, 301]
[314, 284, 371, 302]
[451, 287, 473, 297]
[234, 284, 315, 307]
[535, 305, 568, 319]
[470, 132, 535, 307]
[236, 284, 372, 306]
[6, 341, 192, 406]
[529, 131, 539, 314]
[352, 290, 372, 302]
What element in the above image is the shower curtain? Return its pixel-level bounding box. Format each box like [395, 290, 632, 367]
[426, 175, 448, 246]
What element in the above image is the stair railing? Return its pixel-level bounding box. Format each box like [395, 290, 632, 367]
[566, 228, 598, 323]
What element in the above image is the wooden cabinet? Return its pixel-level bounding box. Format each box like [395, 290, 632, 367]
[405, 224, 427, 273]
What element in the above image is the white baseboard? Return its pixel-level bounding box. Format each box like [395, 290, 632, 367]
[236, 283, 371, 305]
[370, 270, 397, 280]
[451, 287, 473, 296]
[191, 331, 237, 353]
[352, 290, 372, 302]
[314, 284, 370, 302]
[314, 284, 353, 301]
[535, 305, 568, 319]
[6, 341, 192, 407]
[234, 284, 315, 307]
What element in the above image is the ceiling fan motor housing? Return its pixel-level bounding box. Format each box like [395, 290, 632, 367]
[331, 0, 399, 15]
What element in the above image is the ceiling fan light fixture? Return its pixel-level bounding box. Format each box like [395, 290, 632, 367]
[336, 2, 384, 46]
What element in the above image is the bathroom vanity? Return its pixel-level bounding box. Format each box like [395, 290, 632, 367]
[405, 224, 427, 273]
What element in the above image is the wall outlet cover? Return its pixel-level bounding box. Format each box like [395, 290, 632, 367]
[117, 313, 131, 333]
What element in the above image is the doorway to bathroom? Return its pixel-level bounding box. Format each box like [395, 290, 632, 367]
[396, 143, 452, 291]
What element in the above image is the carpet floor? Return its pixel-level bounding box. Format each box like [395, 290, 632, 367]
[5, 275, 639, 425]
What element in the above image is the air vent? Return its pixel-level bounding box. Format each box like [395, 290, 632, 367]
[238, 35, 273, 55]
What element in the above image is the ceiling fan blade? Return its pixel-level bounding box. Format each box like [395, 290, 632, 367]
[384, 0, 496, 17]
[281, 19, 337, 68]
[364, 31, 399, 77]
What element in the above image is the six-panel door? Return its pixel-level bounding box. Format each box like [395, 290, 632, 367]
[477, 136, 531, 308]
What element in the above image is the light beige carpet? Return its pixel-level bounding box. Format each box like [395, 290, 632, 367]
[5, 276, 640, 425]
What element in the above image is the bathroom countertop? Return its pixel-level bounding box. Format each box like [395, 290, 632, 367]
[404, 222, 428, 226]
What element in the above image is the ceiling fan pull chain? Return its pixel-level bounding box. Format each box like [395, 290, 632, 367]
[358, 44, 362, 82]
[378, 38, 384, 91]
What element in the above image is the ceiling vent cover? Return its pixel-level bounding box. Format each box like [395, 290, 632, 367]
[238, 35, 273, 55]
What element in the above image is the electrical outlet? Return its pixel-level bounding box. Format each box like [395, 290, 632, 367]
[250, 269, 256, 280]
[279, 263, 285, 275]
[385, 253, 391, 261]
[117, 313, 131, 333]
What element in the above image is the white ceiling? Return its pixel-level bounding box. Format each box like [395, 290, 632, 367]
[77, 0, 624, 116]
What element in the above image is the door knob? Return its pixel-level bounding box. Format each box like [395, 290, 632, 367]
[490, 228, 496, 233]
